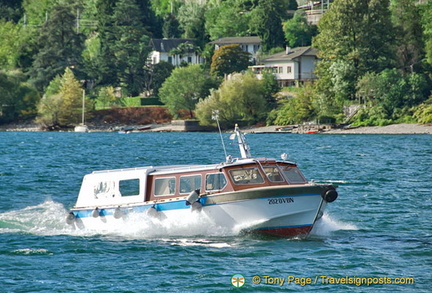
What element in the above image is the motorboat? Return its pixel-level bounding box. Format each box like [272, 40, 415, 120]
[66, 125, 338, 237]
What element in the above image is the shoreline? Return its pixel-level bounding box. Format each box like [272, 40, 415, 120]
[1, 122, 432, 134]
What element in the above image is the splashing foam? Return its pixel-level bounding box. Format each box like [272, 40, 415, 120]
[0, 200, 237, 238]
[310, 213, 358, 237]
[1, 201, 356, 240]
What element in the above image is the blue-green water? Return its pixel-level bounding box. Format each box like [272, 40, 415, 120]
[0, 131, 430, 292]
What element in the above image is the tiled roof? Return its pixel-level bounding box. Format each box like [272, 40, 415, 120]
[150, 39, 196, 52]
[260, 46, 317, 62]
[209, 36, 261, 45]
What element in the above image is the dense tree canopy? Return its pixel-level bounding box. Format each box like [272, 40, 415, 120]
[210, 44, 251, 77]
[1, 0, 432, 127]
[159, 64, 218, 118]
[196, 72, 268, 127]
[28, 4, 85, 91]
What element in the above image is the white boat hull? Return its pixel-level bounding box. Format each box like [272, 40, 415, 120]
[68, 185, 328, 237]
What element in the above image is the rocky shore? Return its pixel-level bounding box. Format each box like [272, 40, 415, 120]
[1, 122, 432, 134]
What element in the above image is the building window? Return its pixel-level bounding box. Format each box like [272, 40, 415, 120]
[168, 56, 172, 64]
[278, 67, 283, 73]
[287, 66, 292, 73]
[187, 56, 192, 63]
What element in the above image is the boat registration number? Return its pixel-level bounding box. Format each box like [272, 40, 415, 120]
[268, 197, 294, 205]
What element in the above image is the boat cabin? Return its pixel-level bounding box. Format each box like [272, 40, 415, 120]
[74, 159, 307, 209]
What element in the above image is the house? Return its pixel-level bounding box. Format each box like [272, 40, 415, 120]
[209, 36, 262, 62]
[149, 38, 204, 66]
[250, 46, 318, 87]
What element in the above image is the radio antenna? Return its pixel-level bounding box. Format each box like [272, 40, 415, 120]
[212, 110, 228, 159]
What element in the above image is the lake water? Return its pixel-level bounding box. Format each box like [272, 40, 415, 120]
[0, 131, 430, 292]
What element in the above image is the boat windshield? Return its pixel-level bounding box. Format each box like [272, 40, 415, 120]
[262, 167, 284, 182]
[280, 166, 307, 184]
[229, 168, 264, 185]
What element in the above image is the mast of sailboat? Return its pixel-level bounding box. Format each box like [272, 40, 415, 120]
[81, 89, 85, 125]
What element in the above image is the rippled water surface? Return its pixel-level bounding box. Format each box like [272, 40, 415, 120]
[0, 131, 430, 292]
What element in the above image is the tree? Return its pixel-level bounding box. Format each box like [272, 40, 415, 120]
[0, 0, 23, 22]
[0, 21, 24, 69]
[159, 64, 215, 118]
[196, 72, 268, 127]
[177, 1, 208, 47]
[205, 1, 251, 40]
[210, 44, 251, 77]
[313, 0, 395, 117]
[354, 69, 430, 125]
[270, 86, 316, 125]
[36, 67, 84, 126]
[145, 61, 174, 97]
[249, 0, 287, 52]
[283, 12, 317, 47]
[28, 4, 85, 92]
[420, 2, 432, 68]
[111, 0, 152, 96]
[162, 13, 182, 38]
[0, 70, 40, 123]
[391, 0, 425, 74]
[260, 71, 280, 109]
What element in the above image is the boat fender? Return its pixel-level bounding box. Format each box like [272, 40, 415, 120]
[186, 189, 200, 205]
[147, 205, 158, 217]
[322, 189, 338, 203]
[92, 207, 100, 218]
[66, 212, 76, 225]
[113, 207, 123, 219]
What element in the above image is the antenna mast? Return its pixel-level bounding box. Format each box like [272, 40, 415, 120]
[212, 110, 228, 159]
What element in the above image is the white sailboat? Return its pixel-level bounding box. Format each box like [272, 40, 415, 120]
[74, 89, 89, 132]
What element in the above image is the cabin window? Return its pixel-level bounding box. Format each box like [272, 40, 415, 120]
[263, 167, 284, 182]
[229, 168, 264, 185]
[281, 167, 307, 184]
[154, 177, 176, 196]
[205, 173, 227, 191]
[119, 179, 140, 196]
[180, 175, 202, 194]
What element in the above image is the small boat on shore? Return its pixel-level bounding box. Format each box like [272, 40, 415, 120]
[66, 125, 338, 237]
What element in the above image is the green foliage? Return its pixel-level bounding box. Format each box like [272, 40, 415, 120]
[413, 96, 432, 124]
[210, 44, 251, 77]
[162, 13, 182, 38]
[159, 64, 215, 118]
[260, 71, 280, 109]
[95, 86, 116, 109]
[283, 13, 317, 47]
[36, 67, 84, 126]
[111, 0, 152, 96]
[0, 70, 40, 122]
[268, 85, 315, 125]
[353, 69, 430, 125]
[391, 0, 425, 74]
[28, 3, 85, 91]
[196, 72, 268, 127]
[313, 0, 395, 119]
[177, 1, 207, 47]
[148, 61, 174, 97]
[249, 0, 287, 52]
[205, 1, 251, 40]
[419, 1, 432, 68]
[0, 21, 24, 69]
